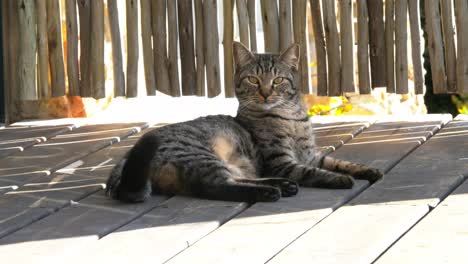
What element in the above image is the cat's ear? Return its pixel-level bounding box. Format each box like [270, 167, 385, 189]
[233, 41, 255, 70]
[279, 43, 300, 70]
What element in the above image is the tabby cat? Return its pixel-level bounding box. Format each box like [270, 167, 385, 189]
[106, 42, 383, 203]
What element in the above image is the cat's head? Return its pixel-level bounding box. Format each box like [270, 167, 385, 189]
[233, 42, 301, 111]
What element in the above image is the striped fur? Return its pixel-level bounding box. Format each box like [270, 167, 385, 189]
[106, 42, 382, 203]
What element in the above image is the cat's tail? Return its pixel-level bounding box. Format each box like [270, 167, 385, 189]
[105, 158, 127, 199]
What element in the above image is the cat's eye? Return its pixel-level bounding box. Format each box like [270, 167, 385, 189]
[273, 77, 284, 85]
[247, 76, 259, 85]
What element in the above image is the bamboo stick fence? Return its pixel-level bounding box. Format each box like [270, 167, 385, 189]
[2, 0, 468, 116]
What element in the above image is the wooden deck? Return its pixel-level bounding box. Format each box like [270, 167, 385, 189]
[0, 114, 467, 263]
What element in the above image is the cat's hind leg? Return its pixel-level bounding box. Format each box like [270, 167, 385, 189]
[320, 156, 383, 183]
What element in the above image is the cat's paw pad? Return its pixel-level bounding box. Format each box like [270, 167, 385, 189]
[278, 179, 299, 197]
[353, 168, 383, 183]
[330, 175, 355, 189]
[257, 187, 281, 202]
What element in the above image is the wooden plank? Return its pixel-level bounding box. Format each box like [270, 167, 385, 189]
[309, 0, 328, 95]
[0, 191, 168, 262]
[425, 0, 447, 94]
[278, 0, 293, 51]
[107, 0, 125, 97]
[90, 0, 105, 99]
[322, 0, 340, 96]
[47, 0, 66, 97]
[260, 0, 280, 52]
[0, 128, 150, 240]
[408, 0, 424, 94]
[152, 0, 171, 95]
[0, 124, 73, 159]
[223, 0, 235, 97]
[455, 0, 468, 94]
[247, 0, 257, 52]
[203, 0, 220, 98]
[357, 0, 371, 94]
[377, 173, 468, 263]
[78, 0, 91, 97]
[17, 0, 37, 100]
[194, 0, 205, 96]
[36, 0, 49, 98]
[65, 197, 248, 263]
[440, 0, 457, 93]
[293, 0, 309, 94]
[367, 0, 386, 88]
[0, 123, 147, 188]
[395, 0, 408, 94]
[236, 0, 249, 47]
[178, 0, 197, 96]
[271, 115, 467, 264]
[167, 0, 181, 97]
[340, 0, 355, 92]
[385, 0, 395, 93]
[140, 0, 156, 96]
[126, 0, 139, 97]
[65, 0, 80, 96]
[168, 117, 450, 264]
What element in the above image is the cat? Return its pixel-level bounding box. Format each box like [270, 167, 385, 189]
[106, 42, 383, 203]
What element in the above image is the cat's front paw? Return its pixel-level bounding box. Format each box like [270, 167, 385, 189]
[329, 175, 355, 189]
[353, 167, 383, 183]
[256, 187, 281, 202]
[277, 179, 299, 197]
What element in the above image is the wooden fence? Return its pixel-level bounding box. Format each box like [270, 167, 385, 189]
[2, 1, 468, 108]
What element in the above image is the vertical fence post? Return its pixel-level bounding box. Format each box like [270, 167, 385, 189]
[440, 0, 457, 93]
[261, 0, 280, 52]
[78, 0, 91, 97]
[279, 0, 293, 51]
[367, 0, 386, 88]
[236, 0, 249, 47]
[322, 0, 341, 96]
[126, 0, 139, 97]
[309, 0, 328, 95]
[293, 0, 309, 94]
[195, 0, 205, 96]
[107, 0, 125, 97]
[224, 0, 235, 97]
[90, 0, 104, 99]
[167, 0, 181, 96]
[47, 0, 66, 97]
[408, 0, 424, 94]
[66, 0, 80, 96]
[37, 0, 49, 98]
[340, 0, 355, 93]
[247, 0, 257, 52]
[153, 0, 171, 95]
[455, 0, 468, 94]
[204, 0, 221, 98]
[395, 0, 408, 94]
[178, 0, 197, 96]
[385, 0, 395, 93]
[357, 0, 371, 94]
[17, 0, 37, 100]
[140, 0, 156, 95]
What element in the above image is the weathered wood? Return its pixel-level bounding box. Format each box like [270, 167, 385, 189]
[126, 0, 139, 97]
[385, 0, 395, 93]
[140, 0, 156, 96]
[425, 0, 447, 94]
[309, 0, 328, 95]
[260, 0, 280, 52]
[64, 197, 248, 263]
[152, 0, 171, 95]
[194, 0, 205, 96]
[454, 0, 468, 94]
[340, 0, 355, 92]
[167, 0, 181, 96]
[440, 0, 457, 93]
[293, 0, 309, 94]
[78, 0, 91, 97]
[367, 0, 386, 88]
[0, 123, 148, 239]
[357, 0, 371, 94]
[0, 192, 167, 262]
[377, 174, 468, 263]
[408, 0, 424, 94]
[203, 0, 221, 98]
[36, 0, 49, 98]
[223, 0, 235, 97]
[65, 0, 80, 96]
[322, 0, 340, 96]
[17, 0, 37, 100]
[47, 0, 66, 97]
[247, 0, 257, 51]
[89, 0, 105, 99]
[395, 0, 408, 94]
[178, 0, 197, 96]
[279, 0, 293, 51]
[271, 116, 461, 264]
[107, 0, 125, 97]
[236, 0, 249, 47]
[0, 124, 73, 159]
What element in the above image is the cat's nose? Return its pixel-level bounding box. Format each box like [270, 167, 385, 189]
[259, 86, 272, 99]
